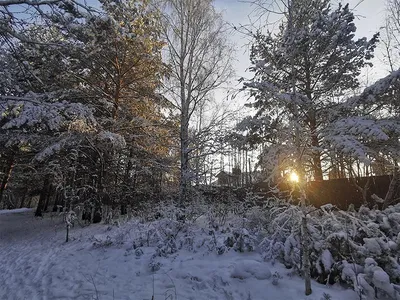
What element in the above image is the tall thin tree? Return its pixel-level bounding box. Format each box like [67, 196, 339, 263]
[160, 0, 233, 201]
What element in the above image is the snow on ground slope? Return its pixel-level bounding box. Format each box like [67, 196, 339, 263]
[0, 210, 358, 300]
[0, 208, 33, 215]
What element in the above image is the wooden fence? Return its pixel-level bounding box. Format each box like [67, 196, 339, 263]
[253, 175, 400, 209]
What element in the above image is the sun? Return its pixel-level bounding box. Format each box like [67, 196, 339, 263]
[289, 172, 299, 183]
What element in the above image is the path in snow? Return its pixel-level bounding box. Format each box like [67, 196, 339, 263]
[0, 210, 359, 300]
[0, 210, 67, 299]
[0, 210, 105, 299]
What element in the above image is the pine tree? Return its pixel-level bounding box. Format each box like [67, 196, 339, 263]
[242, 0, 378, 180]
[0, 0, 175, 212]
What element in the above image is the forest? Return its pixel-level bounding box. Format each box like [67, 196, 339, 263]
[1, 0, 400, 299]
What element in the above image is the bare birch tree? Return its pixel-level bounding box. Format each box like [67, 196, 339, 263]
[159, 0, 233, 201]
[380, 0, 400, 72]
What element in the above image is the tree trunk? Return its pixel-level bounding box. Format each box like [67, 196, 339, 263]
[301, 214, 312, 295]
[209, 159, 213, 186]
[383, 163, 399, 209]
[112, 53, 122, 120]
[0, 153, 15, 205]
[248, 158, 252, 184]
[98, 157, 104, 190]
[43, 184, 53, 212]
[19, 187, 28, 208]
[121, 148, 134, 215]
[309, 116, 323, 181]
[66, 223, 69, 243]
[179, 43, 190, 203]
[52, 190, 61, 212]
[35, 175, 50, 217]
[180, 114, 190, 202]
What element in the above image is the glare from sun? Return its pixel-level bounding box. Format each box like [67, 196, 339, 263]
[289, 172, 299, 183]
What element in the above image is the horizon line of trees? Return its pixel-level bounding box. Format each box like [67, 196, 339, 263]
[231, 0, 400, 190]
[0, 0, 237, 214]
[1, 0, 400, 215]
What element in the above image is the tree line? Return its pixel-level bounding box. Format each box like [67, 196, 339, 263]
[232, 0, 400, 206]
[1, 0, 400, 215]
[0, 0, 234, 214]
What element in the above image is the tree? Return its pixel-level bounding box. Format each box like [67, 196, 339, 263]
[241, 0, 378, 181]
[381, 0, 400, 72]
[160, 0, 233, 201]
[0, 0, 96, 44]
[327, 69, 400, 208]
[0, 0, 98, 209]
[67, 0, 175, 200]
[0, 0, 175, 214]
[237, 0, 380, 296]
[191, 100, 237, 185]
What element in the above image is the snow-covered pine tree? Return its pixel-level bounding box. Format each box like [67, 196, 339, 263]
[240, 0, 378, 181]
[238, 0, 379, 296]
[0, 0, 99, 210]
[324, 68, 400, 207]
[65, 0, 175, 204]
[0, 0, 174, 216]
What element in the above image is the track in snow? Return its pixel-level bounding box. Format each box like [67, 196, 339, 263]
[0, 209, 360, 300]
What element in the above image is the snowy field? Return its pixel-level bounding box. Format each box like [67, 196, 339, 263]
[0, 208, 360, 300]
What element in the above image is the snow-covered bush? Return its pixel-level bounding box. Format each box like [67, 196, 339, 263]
[245, 205, 268, 231]
[64, 210, 77, 242]
[207, 198, 233, 229]
[87, 196, 400, 299]
[231, 260, 272, 280]
[258, 200, 400, 298]
[232, 228, 257, 253]
[92, 235, 113, 248]
[272, 271, 282, 286]
[259, 202, 302, 268]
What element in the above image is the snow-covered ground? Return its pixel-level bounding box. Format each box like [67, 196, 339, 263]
[0, 209, 359, 300]
[0, 207, 33, 215]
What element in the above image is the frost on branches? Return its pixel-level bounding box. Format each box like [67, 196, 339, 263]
[0, 94, 97, 163]
[86, 197, 400, 299]
[324, 70, 400, 165]
[239, 1, 379, 180]
[259, 201, 400, 299]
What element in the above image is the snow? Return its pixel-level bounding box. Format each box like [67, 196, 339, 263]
[321, 249, 334, 272]
[341, 261, 362, 283]
[0, 207, 32, 215]
[0, 210, 360, 300]
[363, 238, 383, 255]
[356, 273, 375, 298]
[96, 131, 126, 149]
[0, 98, 95, 131]
[372, 270, 392, 292]
[231, 260, 272, 280]
[364, 258, 398, 298]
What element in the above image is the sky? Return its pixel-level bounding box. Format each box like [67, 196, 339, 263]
[214, 0, 388, 86]
[77, 0, 388, 94]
